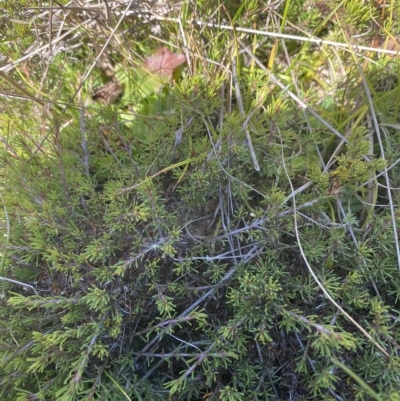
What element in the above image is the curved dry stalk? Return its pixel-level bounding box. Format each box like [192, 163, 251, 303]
[279, 127, 390, 358]
[354, 59, 400, 272]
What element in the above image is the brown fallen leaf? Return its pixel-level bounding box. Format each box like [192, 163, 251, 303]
[143, 47, 186, 79]
[92, 79, 123, 105]
[92, 47, 186, 105]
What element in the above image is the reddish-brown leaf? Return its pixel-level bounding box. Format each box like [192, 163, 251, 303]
[92, 47, 187, 105]
[143, 47, 186, 79]
[92, 79, 123, 105]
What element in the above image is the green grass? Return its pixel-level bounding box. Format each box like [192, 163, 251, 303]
[1, 0, 400, 400]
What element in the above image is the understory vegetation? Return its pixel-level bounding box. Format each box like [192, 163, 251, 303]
[1, 0, 400, 400]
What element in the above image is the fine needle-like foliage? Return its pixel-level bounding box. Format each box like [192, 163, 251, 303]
[1, 1, 400, 400]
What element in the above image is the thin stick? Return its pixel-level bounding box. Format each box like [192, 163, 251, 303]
[0, 276, 39, 296]
[132, 246, 261, 367]
[154, 17, 400, 57]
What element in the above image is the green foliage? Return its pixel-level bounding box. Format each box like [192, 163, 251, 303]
[1, 0, 400, 400]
